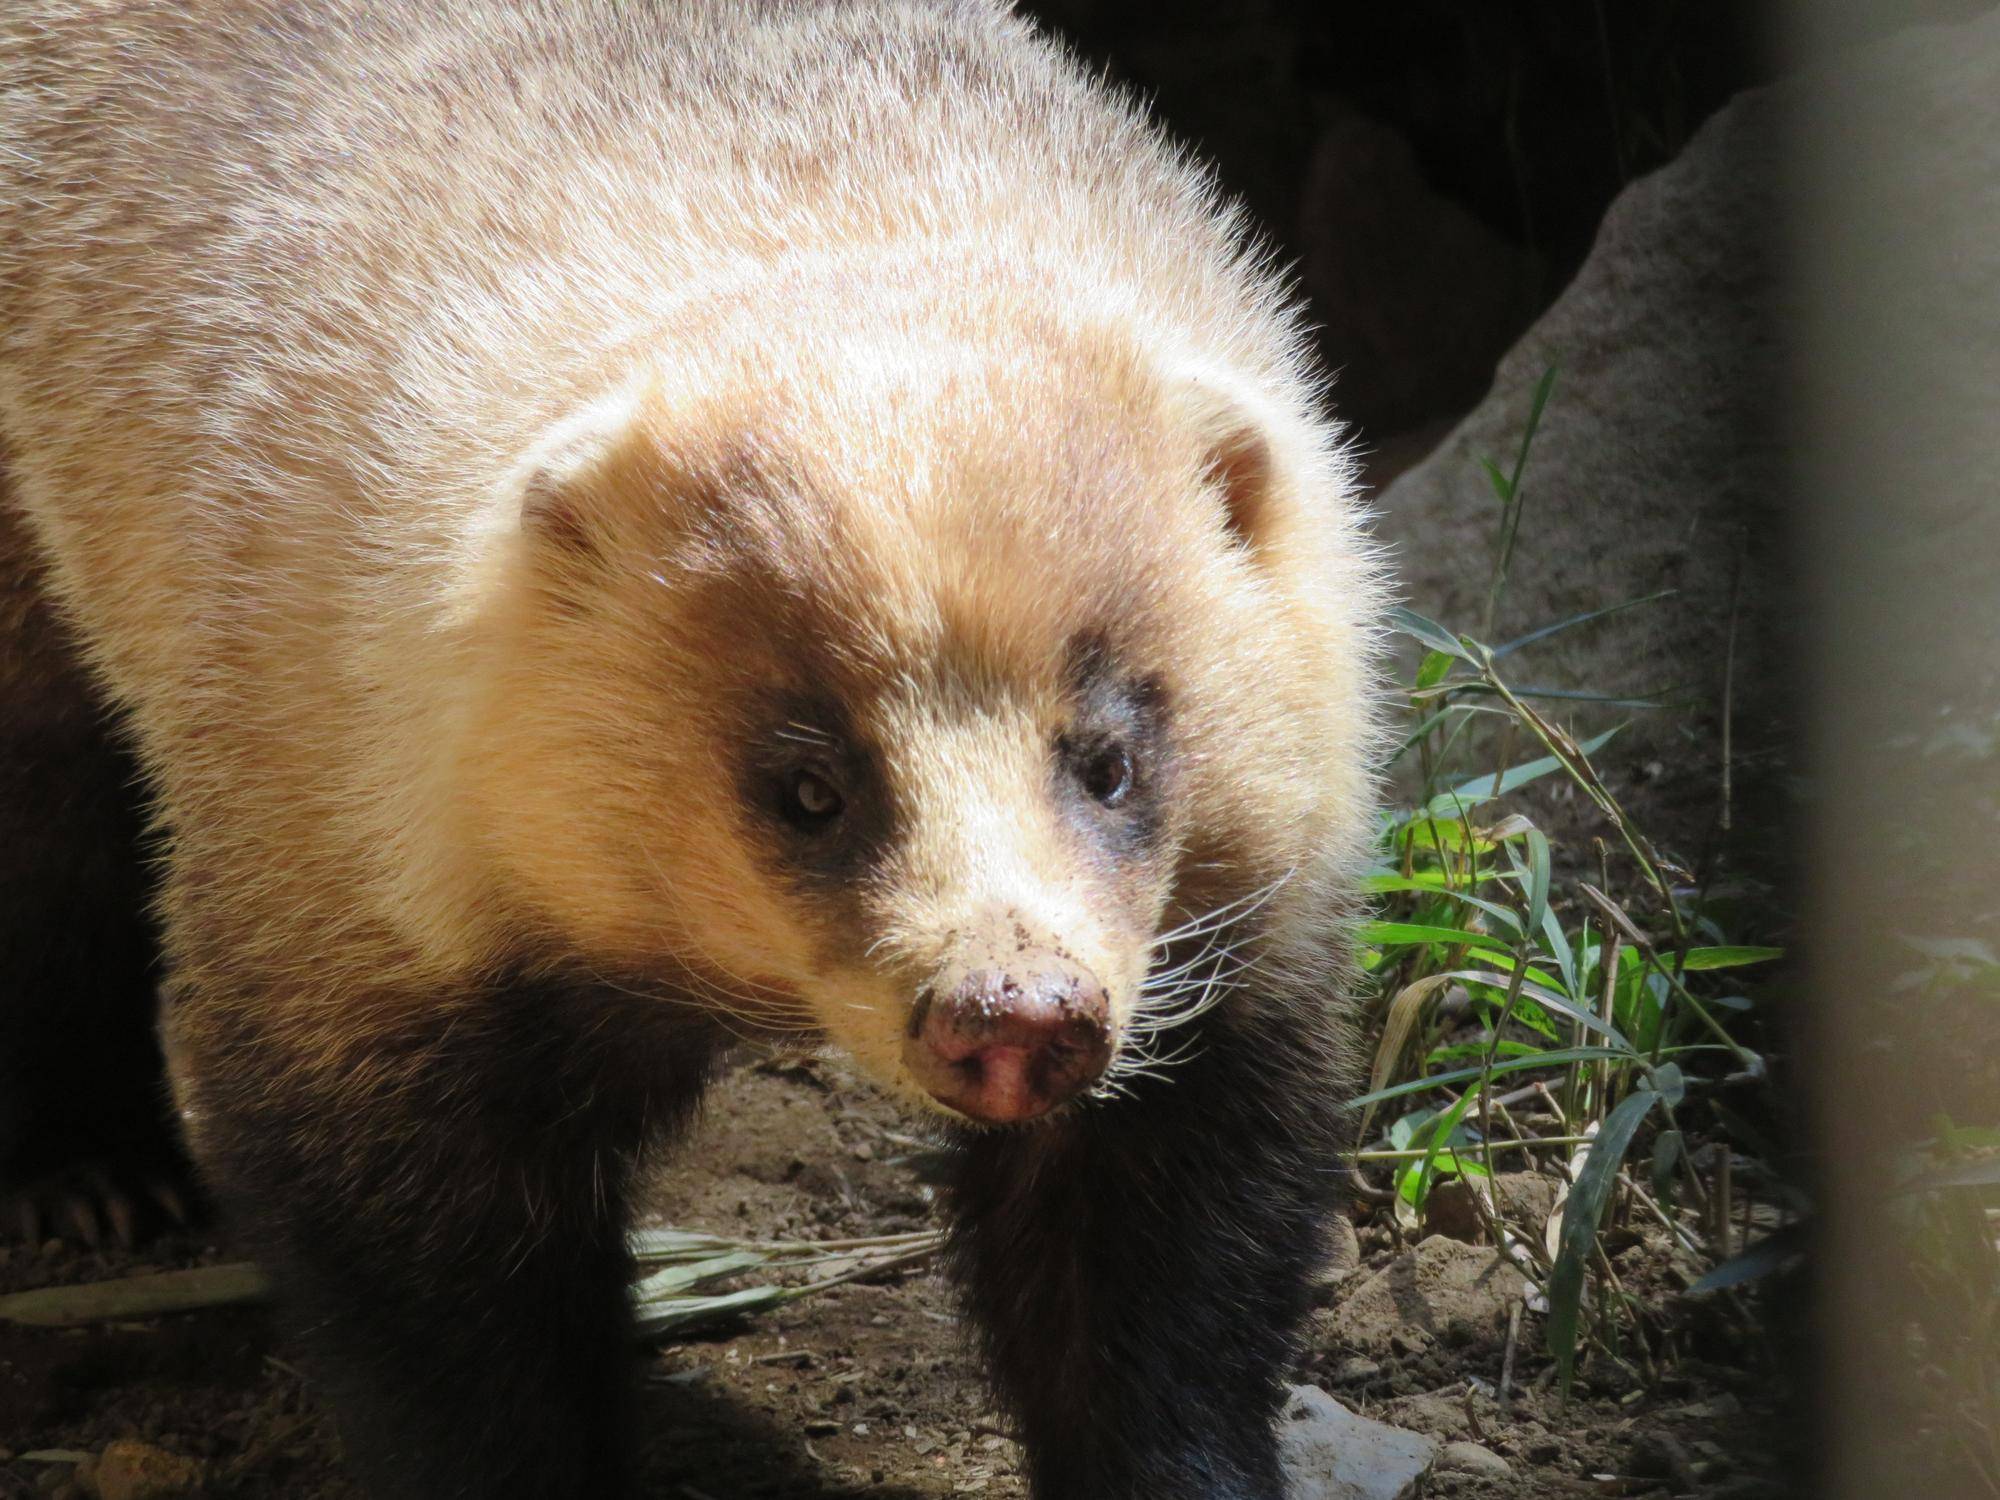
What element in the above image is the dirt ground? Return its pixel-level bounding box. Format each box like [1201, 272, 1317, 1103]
[0, 1055, 1791, 1500]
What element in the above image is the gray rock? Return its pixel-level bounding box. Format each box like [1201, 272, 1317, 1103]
[1437, 1440, 1513, 1477]
[1279, 1385, 1437, 1500]
[1374, 67, 1789, 819]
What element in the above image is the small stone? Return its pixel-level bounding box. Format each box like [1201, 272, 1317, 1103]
[1331, 1356, 1382, 1387]
[1425, 1174, 1560, 1242]
[1437, 1441, 1512, 1477]
[92, 1441, 204, 1500]
[1278, 1385, 1437, 1500]
[1630, 1429, 1700, 1490]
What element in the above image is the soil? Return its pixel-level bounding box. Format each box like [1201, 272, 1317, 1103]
[1, 1056, 1790, 1500]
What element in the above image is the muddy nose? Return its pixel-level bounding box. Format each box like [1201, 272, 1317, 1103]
[902, 963, 1113, 1124]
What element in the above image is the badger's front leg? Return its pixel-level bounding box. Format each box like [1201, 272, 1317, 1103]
[176, 983, 721, 1500]
[941, 997, 1347, 1500]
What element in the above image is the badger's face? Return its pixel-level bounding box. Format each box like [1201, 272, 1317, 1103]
[470, 311, 1376, 1124]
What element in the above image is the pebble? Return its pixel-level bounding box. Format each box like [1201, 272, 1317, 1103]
[91, 1441, 204, 1500]
[1630, 1429, 1700, 1489]
[1436, 1441, 1512, 1477]
[1331, 1356, 1382, 1387]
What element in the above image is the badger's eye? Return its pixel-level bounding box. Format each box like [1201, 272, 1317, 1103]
[781, 768, 846, 828]
[1079, 741, 1134, 807]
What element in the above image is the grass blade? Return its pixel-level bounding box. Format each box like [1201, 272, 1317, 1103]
[1351, 1046, 1631, 1111]
[1547, 1089, 1659, 1390]
[1489, 590, 1679, 660]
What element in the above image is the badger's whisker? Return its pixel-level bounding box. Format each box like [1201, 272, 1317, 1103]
[1146, 868, 1294, 952]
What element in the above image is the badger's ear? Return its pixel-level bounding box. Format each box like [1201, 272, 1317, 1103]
[1166, 363, 1314, 559]
[508, 385, 652, 565]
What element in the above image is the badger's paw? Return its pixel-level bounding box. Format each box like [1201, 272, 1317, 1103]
[2, 1152, 198, 1251]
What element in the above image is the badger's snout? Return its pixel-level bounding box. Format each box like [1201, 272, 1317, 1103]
[902, 955, 1112, 1124]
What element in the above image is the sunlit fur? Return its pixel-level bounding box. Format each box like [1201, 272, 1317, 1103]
[0, 0, 1384, 1137]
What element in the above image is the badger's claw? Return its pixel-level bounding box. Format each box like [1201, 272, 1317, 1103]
[3, 1156, 197, 1251]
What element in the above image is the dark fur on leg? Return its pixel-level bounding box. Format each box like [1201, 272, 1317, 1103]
[0, 489, 186, 1245]
[186, 980, 723, 1500]
[941, 996, 1349, 1500]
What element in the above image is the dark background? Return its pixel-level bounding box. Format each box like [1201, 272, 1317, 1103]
[1020, 0, 1777, 437]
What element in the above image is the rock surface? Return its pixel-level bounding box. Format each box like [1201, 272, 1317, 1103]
[1372, 66, 1789, 815]
[1278, 1385, 1436, 1500]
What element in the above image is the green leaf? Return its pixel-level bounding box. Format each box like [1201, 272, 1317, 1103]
[630, 1251, 768, 1301]
[0, 1264, 272, 1327]
[1415, 649, 1455, 691]
[1513, 365, 1559, 490]
[1426, 1039, 1544, 1064]
[1548, 1089, 1658, 1391]
[1411, 1084, 1484, 1211]
[1501, 996, 1564, 1042]
[1651, 1128, 1684, 1208]
[1390, 606, 1474, 662]
[1479, 455, 1513, 503]
[1438, 967, 1625, 1047]
[630, 1283, 796, 1341]
[1425, 729, 1619, 816]
[1462, 948, 1583, 1005]
[1522, 830, 1551, 956]
[629, 1228, 747, 1266]
[1349, 1046, 1631, 1109]
[1541, 902, 1578, 1000]
[1356, 920, 1510, 953]
[1679, 946, 1783, 971]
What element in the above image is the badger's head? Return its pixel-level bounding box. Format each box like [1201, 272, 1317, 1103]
[466, 299, 1378, 1124]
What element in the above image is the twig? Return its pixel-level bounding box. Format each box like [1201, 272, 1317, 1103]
[1616, 1172, 1706, 1258]
[1719, 533, 1745, 836]
[1500, 1301, 1524, 1412]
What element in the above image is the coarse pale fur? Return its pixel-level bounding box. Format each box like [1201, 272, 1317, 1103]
[0, 0, 1383, 1127]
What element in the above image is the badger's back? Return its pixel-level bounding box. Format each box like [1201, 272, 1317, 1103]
[1, 0, 1302, 680]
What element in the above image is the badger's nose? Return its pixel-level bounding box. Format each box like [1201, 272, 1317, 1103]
[902, 962, 1112, 1125]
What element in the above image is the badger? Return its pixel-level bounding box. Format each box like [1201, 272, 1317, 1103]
[0, 2, 1384, 1495]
